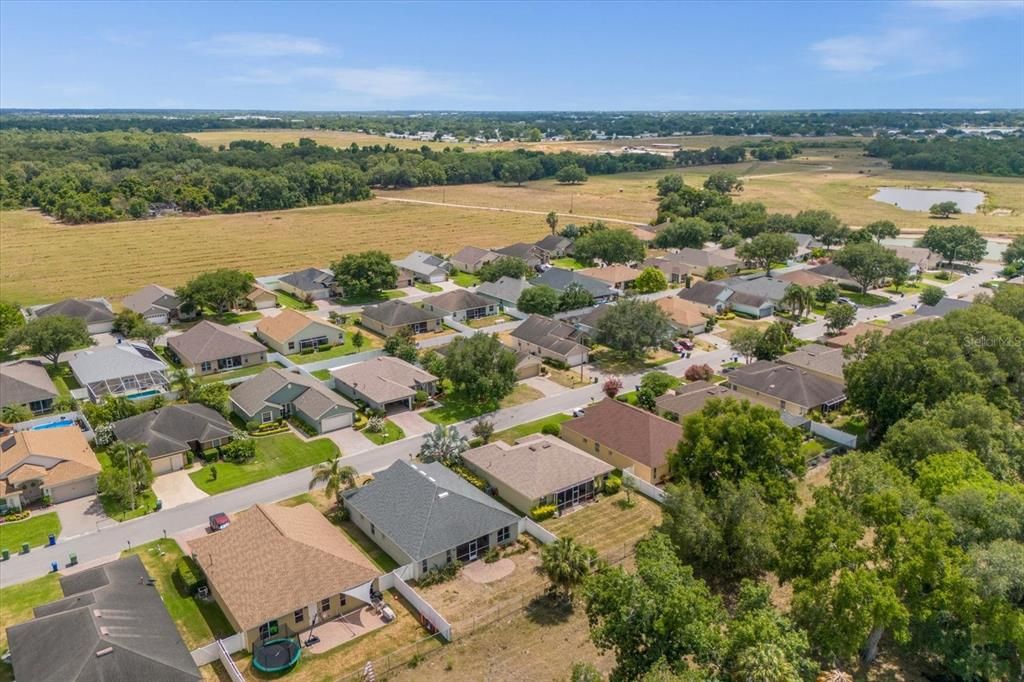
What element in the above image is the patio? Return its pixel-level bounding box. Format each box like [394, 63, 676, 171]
[305, 606, 390, 654]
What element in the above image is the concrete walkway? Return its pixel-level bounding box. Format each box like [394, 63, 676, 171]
[388, 410, 434, 437]
[152, 470, 209, 509]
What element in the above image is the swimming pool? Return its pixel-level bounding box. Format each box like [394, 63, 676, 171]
[31, 419, 76, 431]
[127, 389, 162, 401]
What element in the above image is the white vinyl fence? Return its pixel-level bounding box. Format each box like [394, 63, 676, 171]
[191, 632, 245, 666]
[622, 469, 667, 503]
[519, 517, 557, 544]
[809, 421, 858, 449]
[12, 410, 95, 441]
[380, 568, 453, 641]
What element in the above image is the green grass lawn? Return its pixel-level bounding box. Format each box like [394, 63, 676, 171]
[197, 360, 284, 384]
[311, 369, 331, 380]
[336, 289, 407, 306]
[551, 257, 588, 270]
[884, 282, 926, 295]
[841, 291, 891, 306]
[0, 512, 61, 551]
[275, 289, 317, 310]
[99, 488, 158, 522]
[363, 419, 405, 446]
[0, 573, 62, 673]
[206, 310, 263, 325]
[291, 332, 377, 364]
[189, 433, 339, 495]
[45, 363, 80, 396]
[467, 314, 512, 328]
[415, 282, 443, 293]
[493, 413, 571, 444]
[422, 383, 544, 425]
[123, 539, 235, 649]
[452, 272, 480, 287]
[920, 271, 961, 284]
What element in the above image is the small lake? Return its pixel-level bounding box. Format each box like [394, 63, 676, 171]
[871, 187, 985, 214]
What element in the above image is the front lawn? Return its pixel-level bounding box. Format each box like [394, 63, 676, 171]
[197, 361, 284, 384]
[188, 433, 340, 495]
[920, 271, 961, 284]
[452, 272, 480, 287]
[336, 289, 406, 306]
[493, 413, 571, 444]
[363, 419, 405, 446]
[310, 369, 331, 380]
[123, 539, 234, 648]
[45, 363, 80, 396]
[0, 574, 62, 662]
[551, 257, 588, 270]
[415, 282, 443, 293]
[841, 291, 891, 306]
[100, 489, 158, 522]
[422, 383, 544, 425]
[884, 282, 926, 295]
[275, 289, 317, 310]
[206, 310, 263, 325]
[0, 512, 61, 550]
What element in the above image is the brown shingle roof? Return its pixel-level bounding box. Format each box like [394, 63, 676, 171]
[656, 297, 709, 327]
[777, 270, 830, 288]
[167, 320, 266, 364]
[577, 265, 642, 285]
[778, 343, 848, 382]
[330, 357, 436, 405]
[822, 322, 893, 348]
[256, 309, 340, 344]
[563, 398, 681, 470]
[190, 503, 379, 632]
[0, 427, 101, 491]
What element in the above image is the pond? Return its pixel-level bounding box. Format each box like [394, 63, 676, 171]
[871, 187, 985, 214]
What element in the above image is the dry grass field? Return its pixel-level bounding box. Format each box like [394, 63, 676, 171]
[186, 128, 453, 150]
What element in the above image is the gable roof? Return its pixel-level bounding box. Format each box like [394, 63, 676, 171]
[361, 299, 442, 327]
[728, 361, 846, 409]
[6, 554, 200, 682]
[778, 343, 848, 381]
[69, 343, 168, 385]
[535, 268, 618, 298]
[190, 503, 379, 632]
[121, 284, 181, 318]
[577, 265, 642, 285]
[677, 281, 733, 307]
[463, 435, 613, 500]
[808, 262, 855, 282]
[393, 251, 450, 277]
[535, 235, 572, 252]
[0, 427, 101, 499]
[36, 299, 113, 325]
[256, 309, 340, 344]
[494, 243, 542, 262]
[890, 245, 941, 270]
[562, 398, 681, 470]
[643, 255, 697, 279]
[656, 381, 737, 419]
[574, 303, 611, 330]
[279, 267, 334, 293]
[230, 367, 355, 419]
[915, 297, 972, 317]
[111, 404, 233, 459]
[510, 314, 588, 358]
[656, 297, 708, 327]
[777, 269, 831, 288]
[823, 321, 893, 348]
[246, 283, 277, 302]
[451, 246, 497, 266]
[721, 276, 790, 304]
[476, 276, 533, 304]
[674, 247, 742, 269]
[167, 320, 266, 364]
[0, 361, 58, 408]
[331, 356, 437, 405]
[343, 460, 519, 562]
[422, 289, 494, 313]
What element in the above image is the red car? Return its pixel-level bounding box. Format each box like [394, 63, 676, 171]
[209, 512, 230, 531]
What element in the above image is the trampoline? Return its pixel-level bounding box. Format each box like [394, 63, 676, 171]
[253, 638, 301, 673]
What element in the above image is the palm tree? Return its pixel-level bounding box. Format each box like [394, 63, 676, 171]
[782, 284, 812, 322]
[546, 210, 559, 235]
[419, 424, 469, 466]
[540, 537, 598, 602]
[704, 265, 728, 282]
[107, 441, 152, 510]
[309, 456, 357, 506]
[0, 403, 33, 424]
[171, 368, 197, 401]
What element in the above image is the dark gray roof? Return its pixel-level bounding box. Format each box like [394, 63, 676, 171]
[535, 268, 617, 299]
[343, 460, 519, 561]
[112, 404, 233, 459]
[361, 300, 443, 327]
[535, 235, 572, 253]
[808, 262, 855, 281]
[677, 281, 732, 306]
[574, 303, 611, 330]
[422, 289, 493, 313]
[778, 343, 848, 381]
[6, 554, 200, 682]
[721, 276, 790, 304]
[122, 285, 182, 318]
[231, 367, 355, 419]
[728, 361, 846, 409]
[37, 299, 114, 325]
[915, 297, 972, 317]
[495, 243, 542, 262]
[510, 314, 588, 357]
[279, 267, 334, 293]
[476, 276, 533, 304]
[0, 361, 58, 408]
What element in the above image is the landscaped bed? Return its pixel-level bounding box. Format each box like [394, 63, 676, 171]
[0, 512, 62, 551]
[363, 419, 405, 446]
[188, 433, 340, 495]
[275, 290, 317, 310]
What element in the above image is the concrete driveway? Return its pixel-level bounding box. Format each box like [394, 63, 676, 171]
[523, 376, 570, 397]
[55, 495, 109, 539]
[324, 428, 375, 455]
[152, 469, 208, 509]
[389, 410, 434, 437]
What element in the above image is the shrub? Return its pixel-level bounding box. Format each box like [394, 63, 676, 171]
[366, 416, 385, 434]
[483, 547, 501, 563]
[529, 504, 557, 521]
[176, 555, 206, 595]
[451, 464, 487, 490]
[540, 422, 561, 436]
[93, 423, 115, 446]
[3, 511, 30, 522]
[41, 495, 52, 507]
[417, 561, 462, 587]
[245, 420, 260, 433]
[414, 389, 429, 405]
[684, 363, 714, 382]
[221, 432, 256, 462]
[543, 357, 569, 371]
[602, 376, 623, 398]
[288, 416, 317, 437]
[604, 475, 622, 495]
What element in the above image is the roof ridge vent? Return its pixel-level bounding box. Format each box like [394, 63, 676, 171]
[95, 647, 114, 658]
[438, 491, 449, 499]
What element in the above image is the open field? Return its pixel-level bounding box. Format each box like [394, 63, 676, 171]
[186, 128, 454, 151]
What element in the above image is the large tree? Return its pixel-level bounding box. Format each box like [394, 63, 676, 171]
[793, 209, 843, 237]
[652, 218, 710, 250]
[862, 220, 900, 243]
[730, 325, 762, 363]
[594, 298, 672, 359]
[736, 233, 798, 276]
[477, 256, 533, 283]
[559, 282, 595, 311]
[1003, 235, 1024, 266]
[5, 315, 91, 364]
[443, 333, 517, 403]
[824, 303, 856, 334]
[177, 269, 254, 313]
[633, 267, 668, 293]
[419, 424, 469, 465]
[929, 201, 961, 218]
[917, 224, 987, 266]
[555, 164, 588, 184]
[0, 302, 23, 339]
[573, 228, 645, 265]
[832, 242, 909, 293]
[330, 250, 398, 298]
[540, 537, 598, 601]
[703, 171, 743, 194]
[517, 285, 561, 315]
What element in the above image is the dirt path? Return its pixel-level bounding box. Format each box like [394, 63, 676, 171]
[375, 196, 647, 226]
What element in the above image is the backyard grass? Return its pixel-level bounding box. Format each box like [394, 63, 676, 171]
[188, 433, 339, 495]
[363, 419, 405, 446]
[290, 335, 374, 365]
[467, 313, 512, 328]
[551, 256, 588, 270]
[493, 412, 571, 444]
[0, 512, 61, 550]
[0, 573, 62, 670]
[545, 492, 662, 559]
[715, 317, 773, 341]
[451, 271, 480, 287]
[123, 538, 235, 648]
[45, 362, 80, 396]
[422, 383, 544, 425]
[414, 282, 443, 293]
[310, 369, 331, 380]
[196, 361, 285, 384]
[274, 289, 317, 310]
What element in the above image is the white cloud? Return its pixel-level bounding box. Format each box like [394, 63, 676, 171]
[811, 28, 962, 75]
[191, 33, 329, 57]
[910, 0, 1024, 21]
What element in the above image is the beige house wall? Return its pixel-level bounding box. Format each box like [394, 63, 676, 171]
[359, 317, 441, 338]
[561, 428, 664, 485]
[259, 321, 344, 355]
[178, 350, 267, 376]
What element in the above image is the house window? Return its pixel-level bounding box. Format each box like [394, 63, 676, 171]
[294, 609, 304, 623]
[370, 523, 375, 536]
[497, 526, 511, 543]
[200, 362, 212, 373]
[320, 598, 331, 613]
[339, 594, 347, 607]
[261, 411, 274, 424]
[421, 559, 428, 573]
[288, 341, 295, 350]
[594, 442, 601, 453]
[258, 620, 279, 640]
[446, 549, 452, 564]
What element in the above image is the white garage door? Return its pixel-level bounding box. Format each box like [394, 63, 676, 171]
[320, 413, 353, 433]
[50, 476, 98, 503]
[152, 453, 185, 475]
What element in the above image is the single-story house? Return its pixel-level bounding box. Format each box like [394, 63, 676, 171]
[890, 245, 942, 274]
[450, 246, 501, 274]
[509, 314, 590, 367]
[534, 267, 619, 303]
[476, 276, 533, 309]
[166, 320, 268, 376]
[727, 361, 847, 416]
[231, 366, 356, 433]
[673, 247, 743, 274]
[122, 284, 195, 324]
[512, 349, 543, 379]
[534, 234, 573, 258]
[392, 251, 451, 283]
[276, 267, 337, 302]
[69, 342, 170, 402]
[395, 267, 417, 289]
[915, 297, 972, 318]
[561, 398, 680, 485]
[243, 284, 279, 310]
[677, 281, 734, 314]
[360, 300, 443, 337]
[643, 255, 697, 284]
[569, 303, 610, 335]
[777, 269, 831, 289]
[5, 554, 201, 682]
[631, 226, 658, 244]
[778, 343, 848, 383]
[256, 309, 344, 355]
[111, 404, 233, 475]
[656, 297, 711, 335]
[887, 314, 940, 330]
[656, 381, 811, 429]
[32, 298, 115, 334]
[494, 243, 546, 268]
[331, 356, 438, 413]
[190, 503, 381, 649]
[420, 289, 497, 321]
[343, 459, 520, 579]
[577, 265, 643, 291]
[0, 361, 58, 416]
[788, 233, 824, 260]
[807, 262, 859, 290]
[823, 321, 893, 348]
[0, 426, 101, 510]
[462, 434, 613, 515]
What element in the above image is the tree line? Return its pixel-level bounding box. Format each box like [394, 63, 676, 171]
[866, 135, 1024, 176]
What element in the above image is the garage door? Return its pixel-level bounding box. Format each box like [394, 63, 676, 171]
[50, 476, 98, 503]
[152, 453, 185, 475]
[320, 413, 353, 433]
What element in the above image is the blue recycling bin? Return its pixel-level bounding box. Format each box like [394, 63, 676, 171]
[48, 533, 56, 546]
[51, 561, 59, 572]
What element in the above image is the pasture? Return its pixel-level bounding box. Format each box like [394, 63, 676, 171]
[186, 128, 452, 150]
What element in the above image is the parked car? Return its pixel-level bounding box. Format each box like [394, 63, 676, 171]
[837, 297, 858, 307]
[572, 408, 586, 417]
[209, 512, 230, 531]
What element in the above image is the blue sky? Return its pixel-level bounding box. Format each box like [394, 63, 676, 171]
[2, 0, 1022, 110]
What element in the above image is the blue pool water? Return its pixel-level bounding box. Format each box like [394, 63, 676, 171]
[31, 419, 75, 430]
[127, 389, 161, 401]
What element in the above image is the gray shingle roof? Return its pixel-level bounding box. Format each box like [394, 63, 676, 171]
[494, 243, 542, 262]
[111, 404, 233, 459]
[535, 235, 572, 253]
[721, 276, 790, 304]
[534, 268, 617, 298]
[5, 554, 200, 682]
[451, 246, 497, 267]
[422, 289, 493, 313]
[0, 361, 58, 408]
[476, 276, 533, 305]
[36, 299, 114, 325]
[728, 361, 846, 409]
[343, 460, 519, 561]
[279, 267, 334, 293]
[122, 284, 181, 318]
[915, 297, 972, 317]
[393, 251, 450, 278]
[361, 300, 442, 327]
[778, 343, 848, 382]
[166, 320, 266, 364]
[231, 367, 355, 419]
[510, 314, 588, 358]
[677, 281, 733, 307]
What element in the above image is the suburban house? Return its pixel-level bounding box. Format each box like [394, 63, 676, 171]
[69, 342, 170, 402]
[462, 434, 613, 515]
[788, 232, 824, 260]
[0, 426, 101, 510]
[494, 242, 546, 268]
[122, 284, 194, 324]
[166, 320, 268, 376]
[890, 245, 942, 274]
[779, 343, 849, 383]
[190, 503, 381, 649]
[578, 265, 642, 291]
[512, 349, 543, 379]
[343, 459, 520, 579]
[450, 246, 500, 273]
[656, 297, 710, 335]
[243, 284, 279, 310]
[570, 303, 611, 335]
[824, 321, 894, 348]
[111, 404, 233, 475]
[534, 234, 573, 258]
[395, 267, 416, 289]
[677, 281, 734, 314]
[276, 267, 337, 302]
[656, 381, 811, 429]
[256, 309, 344, 355]
[0, 361, 58, 416]
[476, 276, 533, 309]
[777, 269, 831, 289]
[643, 255, 697, 284]
[561, 398, 680, 485]
[719, 276, 790, 317]
[331, 356, 438, 413]
[5, 554, 201, 682]
[673, 247, 742, 274]
[727, 361, 847, 416]
[808, 262, 859, 290]
[231, 366, 356, 433]
[509, 314, 590, 367]
[32, 298, 115, 334]
[534, 267, 619, 303]
[360, 300, 443, 337]
[392, 251, 451, 283]
[420, 289, 497, 321]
